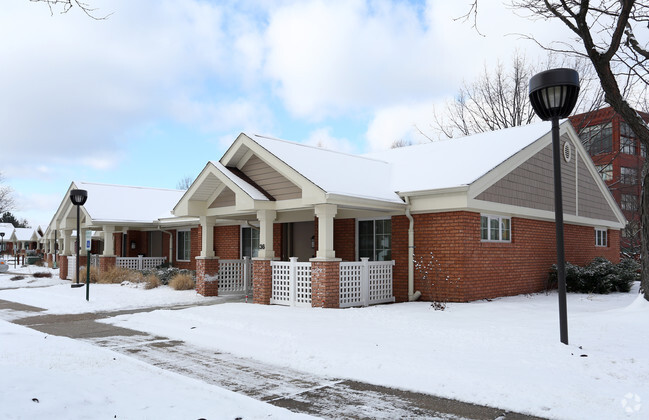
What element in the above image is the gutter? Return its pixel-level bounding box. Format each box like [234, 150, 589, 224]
[405, 196, 421, 301]
[157, 226, 174, 266]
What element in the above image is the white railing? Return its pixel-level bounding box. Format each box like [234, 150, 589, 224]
[67, 255, 76, 280]
[90, 254, 100, 268]
[339, 258, 395, 308]
[270, 257, 312, 307]
[218, 257, 252, 295]
[116, 256, 167, 270]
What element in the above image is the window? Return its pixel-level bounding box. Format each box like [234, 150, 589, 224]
[595, 164, 613, 182]
[358, 219, 391, 261]
[241, 227, 259, 258]
[481, 215, 511, 242]
[620, 167, 638, 185]
[579, 123, 612, 155]
[621, 194, 638, 211]
[177, 230, 191, 261]
[595, 228, 607, 247]
[620, 122, 638, 155]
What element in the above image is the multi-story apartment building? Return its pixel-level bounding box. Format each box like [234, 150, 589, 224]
[570, 107, 649, 256]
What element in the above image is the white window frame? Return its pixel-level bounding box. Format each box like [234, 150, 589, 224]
[176, 229, 191, 262]
[480, 214, 511, 243]
[595, 228, 608, 247]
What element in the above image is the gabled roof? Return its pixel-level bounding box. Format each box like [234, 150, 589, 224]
[0, 223, 14, 239]
[365, 122, 553, 193]
[238, 134, 402, 203]
[75, 182, 185, 223]
[11, 227, 40, 242]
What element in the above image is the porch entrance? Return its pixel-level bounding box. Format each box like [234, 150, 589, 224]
[282, 221, 315, 262]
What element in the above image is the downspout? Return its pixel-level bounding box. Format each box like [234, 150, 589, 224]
[157, 226, 174, 266]
[405, 196, 421, 301]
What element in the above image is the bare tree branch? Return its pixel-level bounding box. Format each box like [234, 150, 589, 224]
[30, 0, 112, 20]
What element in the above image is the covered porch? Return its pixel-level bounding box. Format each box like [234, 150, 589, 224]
[174, 133, 405, 308]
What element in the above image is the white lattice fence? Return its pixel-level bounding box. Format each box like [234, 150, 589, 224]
[340, 262, 363, 308]
[116, 256, 166, 270]
[270, 258, 312, 307]
[218, 258, 252, 294]
[270, 261, 291, 305]
[339, 258, 395, 308]
[67, 256, 76, 280]
[295, 262, 312, 306]
[368, 261, 395, 305]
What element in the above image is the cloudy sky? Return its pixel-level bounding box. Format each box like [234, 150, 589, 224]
[1, 0, 570, 229]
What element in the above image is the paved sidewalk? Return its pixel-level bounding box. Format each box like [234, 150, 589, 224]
[2, 299, 547, 420]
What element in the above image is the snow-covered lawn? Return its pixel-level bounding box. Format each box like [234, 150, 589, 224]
[0, 266, 224, 313]
[101, 284, 648, 420]
[1, 269, 647, 420]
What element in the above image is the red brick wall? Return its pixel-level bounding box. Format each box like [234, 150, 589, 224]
[334, 218, 355, 261]
[214, 225, 240, 259]
[172, 227, 199, 271]
[125, 230, 148, 257]
[392, 211, 621, 303]
[114, 233, 123, 257]
[311, 260, 341, 308]
[253, 259, 272, 304]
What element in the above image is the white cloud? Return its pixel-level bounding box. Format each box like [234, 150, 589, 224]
[303, 127, 357, 154]
[264, 0, 442, 120]
[365, 101, 437, 151]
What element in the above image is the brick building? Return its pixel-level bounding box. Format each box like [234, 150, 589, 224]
[569, 107, 649, 256]
[173, 121, 623, 306]
[44, 121, 624, 307]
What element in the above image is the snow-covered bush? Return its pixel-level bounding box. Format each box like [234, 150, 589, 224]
[549, 257, 638, 294]
[141, 267, 195, 286]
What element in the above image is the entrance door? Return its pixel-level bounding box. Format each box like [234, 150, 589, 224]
[289, 221, 315, 262]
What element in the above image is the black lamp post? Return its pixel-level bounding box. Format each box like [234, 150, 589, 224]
[0, 232, 4, 255]
[529, 68, 580, 345]
[70, 189, 88, 288]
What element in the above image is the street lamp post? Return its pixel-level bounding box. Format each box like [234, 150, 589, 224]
[0, 232, 4, 256]
[529, 68, 580, 345]
[69, 189, 88, 288]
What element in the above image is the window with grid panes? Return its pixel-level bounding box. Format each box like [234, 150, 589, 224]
[358, 219, 391, 261]
[480, 215, 511, 242]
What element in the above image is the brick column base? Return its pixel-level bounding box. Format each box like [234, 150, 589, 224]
[196, 257, 220, 296]
[99, 256, 116, 280]
[311, 259, 341, 308]
[58, 255, 68, 280]
[253, 259, 272, 304]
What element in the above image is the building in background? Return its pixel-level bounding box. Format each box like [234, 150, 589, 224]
[570, 107, 649, 257]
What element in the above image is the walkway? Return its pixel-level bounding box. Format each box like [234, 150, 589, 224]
[1, 299, 546, 420]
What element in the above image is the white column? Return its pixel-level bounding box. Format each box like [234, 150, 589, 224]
[102, 225, 115, 256]
[49, 238, 56, 255]
[256, 209, 276, 259]
[314, 204, 337, 260]
[200, 216, 215, 258]
[62, 230, 72, 256]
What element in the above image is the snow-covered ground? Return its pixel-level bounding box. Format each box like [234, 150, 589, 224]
[0, 265, 224, 313]
[1, 268, 647, 419]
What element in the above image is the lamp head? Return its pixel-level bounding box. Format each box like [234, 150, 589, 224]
[70, 189, 88, 206]
[529, 68, 579, 120]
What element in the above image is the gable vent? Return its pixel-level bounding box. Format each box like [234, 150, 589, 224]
[563, 141, 572, 162]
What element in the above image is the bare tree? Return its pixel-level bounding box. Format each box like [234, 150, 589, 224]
[30, 0, 110, 19]
[176, 176, 194, 190]
[0, 173, 15, 215]
[462, 1, 649, 300]
[430, 52, 602, 139]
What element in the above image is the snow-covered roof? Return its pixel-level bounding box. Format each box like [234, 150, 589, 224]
[0, 224, 14, 238]
[12, 227, 39, 242]
[243, 134, 403, 203]
[365, 122, 554, 193]
[75, 182, 186, 224]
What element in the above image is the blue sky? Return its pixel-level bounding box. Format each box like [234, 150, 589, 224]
[1, 0, 566, 229]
